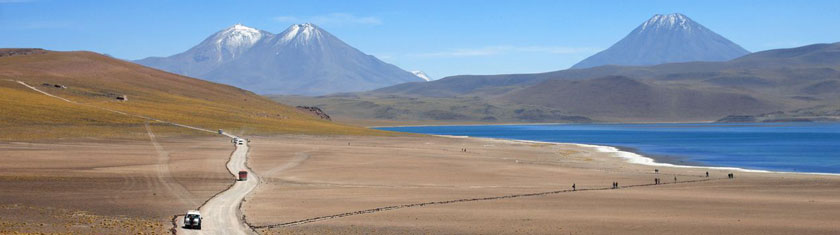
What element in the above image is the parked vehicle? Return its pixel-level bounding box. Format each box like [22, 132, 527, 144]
[218, 129, 223, 134]
[184, 210, 201, 229]
[238, 171, 248, 181]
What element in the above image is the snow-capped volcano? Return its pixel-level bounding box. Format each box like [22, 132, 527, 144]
[134, 24, 271, 76]
[571, 13, 749, 69]
[411, 71, 432, 81]
[135, 23, 422, 95]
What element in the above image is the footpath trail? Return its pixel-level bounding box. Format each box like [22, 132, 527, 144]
[254, 177, 724, 229]
[13, 80, 258, 234]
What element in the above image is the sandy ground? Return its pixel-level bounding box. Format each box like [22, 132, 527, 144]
[0, 132, 234, 234]
[2, 134, 839, 234]
[243, 135, 840, 235]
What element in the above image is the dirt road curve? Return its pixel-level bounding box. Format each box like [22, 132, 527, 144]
[177, 138, 258, 235]
[12, 80, 259, 234]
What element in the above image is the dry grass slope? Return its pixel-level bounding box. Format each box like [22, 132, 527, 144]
[0, 49, 384, 141]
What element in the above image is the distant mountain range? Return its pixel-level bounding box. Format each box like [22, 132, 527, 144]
[135, 23, 423, 95]
[277, 42, 840, 123]
[571, 13, 750, 69]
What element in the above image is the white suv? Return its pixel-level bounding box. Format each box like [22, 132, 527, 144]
[184, 210, 202, 229]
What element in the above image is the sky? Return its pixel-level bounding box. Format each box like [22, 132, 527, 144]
[1, 0, 839, 79]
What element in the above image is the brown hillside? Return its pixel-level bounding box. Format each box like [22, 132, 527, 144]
[0, 49, 380, 140]
[502, 76, 777, 121]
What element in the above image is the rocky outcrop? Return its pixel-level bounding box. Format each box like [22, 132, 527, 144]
[0, 48, 47, 57]
[296, 106, 331, 121]
[716, 106, 840, 123]
[716, 115, 757, 123]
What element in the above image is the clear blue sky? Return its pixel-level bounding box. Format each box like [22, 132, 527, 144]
[2, 0, 839, 79]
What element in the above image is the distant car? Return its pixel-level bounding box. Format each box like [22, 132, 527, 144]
[237, 139, 245, 145]
[238, 171, 248, 181]
[184, 210, 201, 230]
[218, 129, 223, 134]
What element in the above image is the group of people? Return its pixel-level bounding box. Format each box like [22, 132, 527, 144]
[461, 148, 467, 152]
[652, 176, 679, 184]
[569, 171, 737, 192]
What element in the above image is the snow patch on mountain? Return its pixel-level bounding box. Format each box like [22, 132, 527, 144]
[411, 71, 432, 81]
[278, 23, 324, 46]
[641, 13, 691, 31]
[213, 24, 267, 60]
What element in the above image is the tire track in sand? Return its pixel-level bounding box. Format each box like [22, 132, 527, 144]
[262, 152, 311, 177]
[145, 122, 199, 207]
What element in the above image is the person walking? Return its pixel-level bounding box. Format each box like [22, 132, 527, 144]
[572, 183, 576, 191]
[706, 171, 709, 177]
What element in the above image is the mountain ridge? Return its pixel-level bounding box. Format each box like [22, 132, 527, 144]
[280, 42, 840, 123]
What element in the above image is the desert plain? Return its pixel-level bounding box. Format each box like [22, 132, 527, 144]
[2, 130, 839, 234]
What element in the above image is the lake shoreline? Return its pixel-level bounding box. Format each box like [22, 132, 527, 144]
[430, 134, 840, 176]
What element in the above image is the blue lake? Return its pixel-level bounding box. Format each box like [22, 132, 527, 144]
[377, 123, 840, 174]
